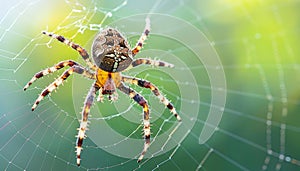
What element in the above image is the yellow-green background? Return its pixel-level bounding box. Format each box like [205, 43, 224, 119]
[1, 0, 300, 170]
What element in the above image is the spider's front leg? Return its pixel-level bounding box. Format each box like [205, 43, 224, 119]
[117, 83, 151, 163]
[96, 87, 104, 102]
[76, 84, 99, 166]
[23, 60, 80, 91]
[122, 76, 182, 121]
[27, 65, 95, 111]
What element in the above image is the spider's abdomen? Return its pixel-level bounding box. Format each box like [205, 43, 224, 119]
[92, 28, 133, 72]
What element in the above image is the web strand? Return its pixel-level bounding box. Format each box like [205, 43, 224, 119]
[0, 0, 300, 171]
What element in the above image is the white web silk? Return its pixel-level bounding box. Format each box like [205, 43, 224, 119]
[0, 0, 300, 171]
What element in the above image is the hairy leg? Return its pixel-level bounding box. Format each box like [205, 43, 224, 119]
[30, 66, 95, 111]
[117, 82, 151, 162]
[122, 75, 181, 121]
[125, 58, 174, 71]
[42, 31, 97, 70]
[23, 60, 92, 90]
[76, 84, 99, 166]
[132, 18, 150, 56]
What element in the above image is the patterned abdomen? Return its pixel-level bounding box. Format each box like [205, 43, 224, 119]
[92, 28, 133, 72]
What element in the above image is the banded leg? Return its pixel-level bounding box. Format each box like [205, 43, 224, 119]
[122, 76, 182, 121]
[24, 60, 81, 90]
[96, 87, 104, 102]
[127, 58, 174, 70]
[76, 84, 99, 166]
[42, 31, 97, 70]
[132, 18, 150, 56]
[31, 66, 95, 111]
[117, 83, 150, 163]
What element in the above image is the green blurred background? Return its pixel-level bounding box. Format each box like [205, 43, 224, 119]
[1, 0, 300, 170]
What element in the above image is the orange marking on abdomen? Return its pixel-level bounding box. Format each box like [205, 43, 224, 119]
[95, 69, 121, 88]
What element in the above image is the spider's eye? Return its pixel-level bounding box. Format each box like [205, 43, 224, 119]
[92, 28, 133, 72]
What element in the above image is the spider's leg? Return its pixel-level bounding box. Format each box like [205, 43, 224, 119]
[96, 87, 104, 102]
[76, 84, 99, 166]
[31, 66, 95, 111]
[132, 18, 150, 56]
[122, 76, 182, 121]
[117, 83, 150, 163]
[23, 60, 85, 90]
[42, 31, 97, 70]
[126, 58, 174, 70]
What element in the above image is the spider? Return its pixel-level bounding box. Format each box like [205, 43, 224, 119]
[24, 18, 181, 166]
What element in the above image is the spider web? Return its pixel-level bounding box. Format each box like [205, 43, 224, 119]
[1, 0, 300, 171]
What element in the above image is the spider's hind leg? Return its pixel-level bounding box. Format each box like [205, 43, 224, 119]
[132, 18, 150, 56]
[42, 31, 97, 70]
[126, 58, 174, 70]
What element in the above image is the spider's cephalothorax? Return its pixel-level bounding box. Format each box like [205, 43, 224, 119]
[92, 28, 133, 72]
[24, 18, 181, 166]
